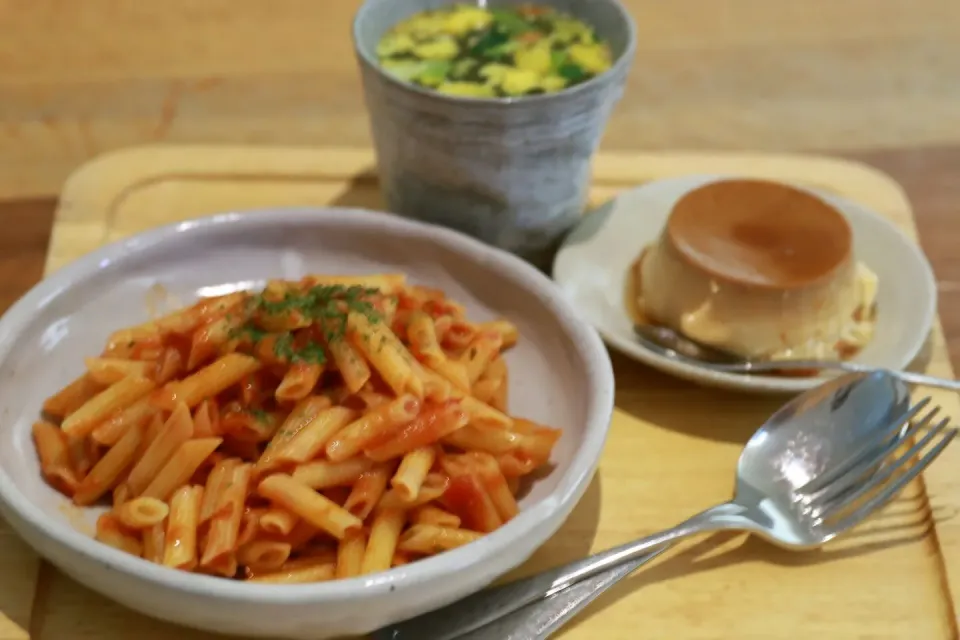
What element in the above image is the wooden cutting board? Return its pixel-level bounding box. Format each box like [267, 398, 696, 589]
[10, 144, 958, 639]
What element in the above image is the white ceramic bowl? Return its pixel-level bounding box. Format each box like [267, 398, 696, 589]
[0, 208, 614, 639]
[553, 175, 937, 394]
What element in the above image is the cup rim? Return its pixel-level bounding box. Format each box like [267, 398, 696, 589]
[351, 0, 637, 106]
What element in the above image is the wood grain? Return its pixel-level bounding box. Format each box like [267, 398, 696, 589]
[2, 0, 960, 199]
[1, 144, 958, 640]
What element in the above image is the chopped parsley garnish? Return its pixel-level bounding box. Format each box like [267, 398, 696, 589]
[294, 341, 327, 365]
[272, 332, 327, 365]
[229, 324, 268, 343]
[249, 408, 271, 423]
[228, 284, 383, 359]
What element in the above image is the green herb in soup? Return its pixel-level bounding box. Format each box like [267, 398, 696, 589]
[376, 3, 613, 98]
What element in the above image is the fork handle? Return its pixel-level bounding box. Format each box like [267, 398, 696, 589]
[372, 502, 747, 640]
[725, 360, 960, 391]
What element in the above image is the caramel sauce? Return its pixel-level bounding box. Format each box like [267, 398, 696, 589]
[624, 247, 650, 326]
[667, 179, 853, 290]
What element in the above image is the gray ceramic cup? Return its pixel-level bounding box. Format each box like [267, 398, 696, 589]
[353, 0, 636, 268]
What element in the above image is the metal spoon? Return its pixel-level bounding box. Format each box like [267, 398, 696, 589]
[373, 371, 953, 640]
[633, 323, 960, 390]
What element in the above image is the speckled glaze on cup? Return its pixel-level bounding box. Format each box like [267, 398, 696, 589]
[353, 0, 636, 268]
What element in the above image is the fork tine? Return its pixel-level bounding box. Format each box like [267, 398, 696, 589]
[806, 407, 941, 509]
[812, 415, 950, 518]
[796, 396, 932, 496]
[825, 426, 957, 534]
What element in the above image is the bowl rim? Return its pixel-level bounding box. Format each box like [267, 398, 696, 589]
[351, 0, 638, 106]
[0, 206, 615, 603]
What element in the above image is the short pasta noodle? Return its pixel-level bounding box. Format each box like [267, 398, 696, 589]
[32, 274, 560, 582]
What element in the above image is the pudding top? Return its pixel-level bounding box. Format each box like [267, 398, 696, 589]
[666, 179, 853, 289]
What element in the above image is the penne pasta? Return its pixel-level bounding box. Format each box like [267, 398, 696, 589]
[142, 522, 166, 564]
[237, 540, 291, 572]
[390, 446, 436, 502]
[199, 457, 241, 523]
[324, 323, 372, 394]
[91, 397, 155, 446]
[275, 363, 324, 403]
[440, 456, 502, 533]
[324, 395, 419, 462]
[113, 482, 130, 508]
[379, 473, 449, 510]
[236, 507, 264, 548]
[343, 463, 393, 520]
[460, 396, 513, 430]
[259, 507, 299, 537]
[201, 463, 253, 575]
[31, 275, 561, 582]
[364, 401, 468, 462]
[220, 405, 282, 443]
[273, 406, 357, 464]
[291, 457, 374, 490]
[397, 524, 483, 555]
[353, 388, 391, 409]
[464, 451, 519, 522]
[192, 398, 220, 438]
[42, 374, 105, 419]
[144, 411, 167, 447]
[73, 421, 145, 506]
[164, 485, 204, 570]
[116, 496, 170, 529]
[282, 520, 322, 551]
[256, 396, 332, 472]
[67, 434, 101, 479]
[96, 512, 143, 557]
[249, 560, 336, 584]
[32, 421, 80, 495]
[61, 376, 157, 438]
[411, 504, 461, 529]
[188, 314, 245, 370]
[153, 354, 261, 411]
[459, 332, 503, 385]
[124, 402, 194, 497]
[85, 357, 155, 386]
[141, 438, 223, 501]
[361, 508, 405, 575]
[442, 424, 520, 455]
[335, 530, 367, 579]
[476, 319, 519, 349]
[155, 347, 185, 385]
[407, 311, 471, 393]
[347, 312, 423, 398]
[258, 474, 362, 540]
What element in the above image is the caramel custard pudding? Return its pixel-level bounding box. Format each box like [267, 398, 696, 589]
[632, 179, 878, 361]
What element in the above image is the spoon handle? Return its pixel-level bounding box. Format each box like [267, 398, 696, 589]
[454, 553, 658, 640]
[721, 360, 960, 391]
[371, 502, 744, 640]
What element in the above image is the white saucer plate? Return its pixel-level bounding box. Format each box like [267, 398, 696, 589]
[553, 174, 937, 394]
